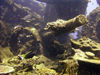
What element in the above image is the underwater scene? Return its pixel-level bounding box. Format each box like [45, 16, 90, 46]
[0, 0, 100, 75]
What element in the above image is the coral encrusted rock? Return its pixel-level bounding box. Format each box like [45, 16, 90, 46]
[71, 37, 100, 57]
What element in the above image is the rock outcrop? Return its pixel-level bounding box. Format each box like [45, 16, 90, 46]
[82, 7, 100, 42]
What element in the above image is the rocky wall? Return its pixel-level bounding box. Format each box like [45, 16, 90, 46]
[82, 7, 100, 42]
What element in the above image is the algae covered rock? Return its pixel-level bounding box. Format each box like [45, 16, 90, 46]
[0, 65, 14, 75]
[7, 55, 58, 75]
[33, 63, 58, 75]
[71, 37, 100, 57]
[72, 48, 100, 75]
[9, 26, 42, 56]
[70, 38, 100, 75]
[57, 59, 78, 75]
[73, 54, 100, 75]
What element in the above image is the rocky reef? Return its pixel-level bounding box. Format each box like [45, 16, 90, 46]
[0, 0, 100, 75]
